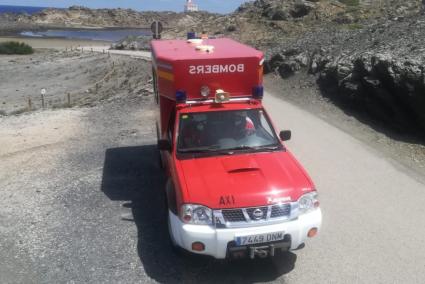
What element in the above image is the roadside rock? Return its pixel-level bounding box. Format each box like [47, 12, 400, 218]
[111, 35, 151, 51]
[314, 51, 425, 133]
[290, 1, 315, 18]
[265, 10, 425, 135]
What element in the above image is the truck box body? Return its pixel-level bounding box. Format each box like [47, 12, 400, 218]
[151, 38, 263, 100]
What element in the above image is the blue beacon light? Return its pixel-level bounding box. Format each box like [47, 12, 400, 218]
[176, 90, 187, 103]
[252, 85, 264, 99]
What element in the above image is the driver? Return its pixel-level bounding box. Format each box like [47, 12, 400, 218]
[233, 112, 256, 138]
[181, 117, 202, 148]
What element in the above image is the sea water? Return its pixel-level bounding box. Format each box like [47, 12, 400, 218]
[20, 29, 151, 42]
[1, 5, 150, 42]
[0, 5, 47, 14]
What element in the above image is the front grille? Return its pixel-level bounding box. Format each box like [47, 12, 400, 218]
[222, 209, 245, 222]
[246, 207, 268, 220]
[271, 204, 291, 218]
[215, 202, 294, 228]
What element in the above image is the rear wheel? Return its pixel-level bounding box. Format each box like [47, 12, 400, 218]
[156, 124, 164, 169]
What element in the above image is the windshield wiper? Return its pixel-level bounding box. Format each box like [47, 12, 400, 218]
[225, 145, 280, 152]
[178, 145, 220, 153]
[258, 145, 281, 151]
[225, 145, 256, 151]
[179, 144, 281, 154]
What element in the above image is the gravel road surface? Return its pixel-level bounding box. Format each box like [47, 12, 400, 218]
[1, 88, 424, 283]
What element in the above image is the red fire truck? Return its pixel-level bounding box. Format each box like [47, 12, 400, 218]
[151, 38, 322, 259]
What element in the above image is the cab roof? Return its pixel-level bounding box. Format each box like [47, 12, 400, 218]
[151, 38, 263, 62]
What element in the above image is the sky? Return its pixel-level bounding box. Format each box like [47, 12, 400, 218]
[0, 0, 250, 13]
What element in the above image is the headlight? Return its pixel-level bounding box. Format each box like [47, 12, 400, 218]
[180, 204, 213, 225]
[298, 192, 319, 214]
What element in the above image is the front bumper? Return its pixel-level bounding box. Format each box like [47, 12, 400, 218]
[169, 208, 322, 259]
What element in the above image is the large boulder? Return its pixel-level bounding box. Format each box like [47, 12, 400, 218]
[290, 1, 316, 18]
[111, 35, 151, 51]
[272, 9, 289, 21]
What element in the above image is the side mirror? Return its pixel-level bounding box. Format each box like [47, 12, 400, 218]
[279, 130, 292, 141]
[158, 139, 172, 151]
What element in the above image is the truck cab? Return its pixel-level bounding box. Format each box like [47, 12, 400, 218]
[151, 38, 322, 259]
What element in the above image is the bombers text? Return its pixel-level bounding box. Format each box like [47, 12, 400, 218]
[189, 64, 245, 75]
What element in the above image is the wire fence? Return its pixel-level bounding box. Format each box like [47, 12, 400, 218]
[2, 47, 118, 116]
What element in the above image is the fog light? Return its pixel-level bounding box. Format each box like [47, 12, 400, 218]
[192, 242, 205, 251]
[308, 228, 318, 238]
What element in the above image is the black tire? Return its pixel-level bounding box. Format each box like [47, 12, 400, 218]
[156, 123, 164, 169]
[158, 149, 164, 169]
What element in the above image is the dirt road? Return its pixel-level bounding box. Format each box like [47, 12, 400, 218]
[1, 84, 425, 282]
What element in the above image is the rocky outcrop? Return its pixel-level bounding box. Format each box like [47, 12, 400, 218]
[265, 12, 425, 134]
[12, 6, 221, 29]
[316, 52, 425, 133]
[0, 13, 35, 35]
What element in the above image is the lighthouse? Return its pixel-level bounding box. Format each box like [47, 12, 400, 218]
[184, 0, 199, 12]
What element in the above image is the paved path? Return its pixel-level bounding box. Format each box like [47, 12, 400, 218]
[77, 45, 151, 59]
[264, 93, 425, 283]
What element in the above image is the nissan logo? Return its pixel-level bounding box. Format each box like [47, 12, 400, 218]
[252, 208, 264, 220]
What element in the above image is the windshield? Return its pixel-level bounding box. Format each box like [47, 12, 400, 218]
[177, 109, 281, 154]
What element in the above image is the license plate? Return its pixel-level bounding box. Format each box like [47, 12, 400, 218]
[235, 232, 285, 246]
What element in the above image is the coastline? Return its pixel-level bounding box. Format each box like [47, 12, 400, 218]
[0, 24, 152, 38]
[0, 36, 111, 49]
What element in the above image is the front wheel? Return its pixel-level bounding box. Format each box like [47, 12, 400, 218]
[157, 149, 164, 169]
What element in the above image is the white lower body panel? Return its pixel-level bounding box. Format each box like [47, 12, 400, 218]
[169, 208, 322, 259]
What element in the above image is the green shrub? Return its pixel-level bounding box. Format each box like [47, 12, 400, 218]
[345, 23, 364, 30]
[339, 0, 360, 6]
[0, 41, 34, 55]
